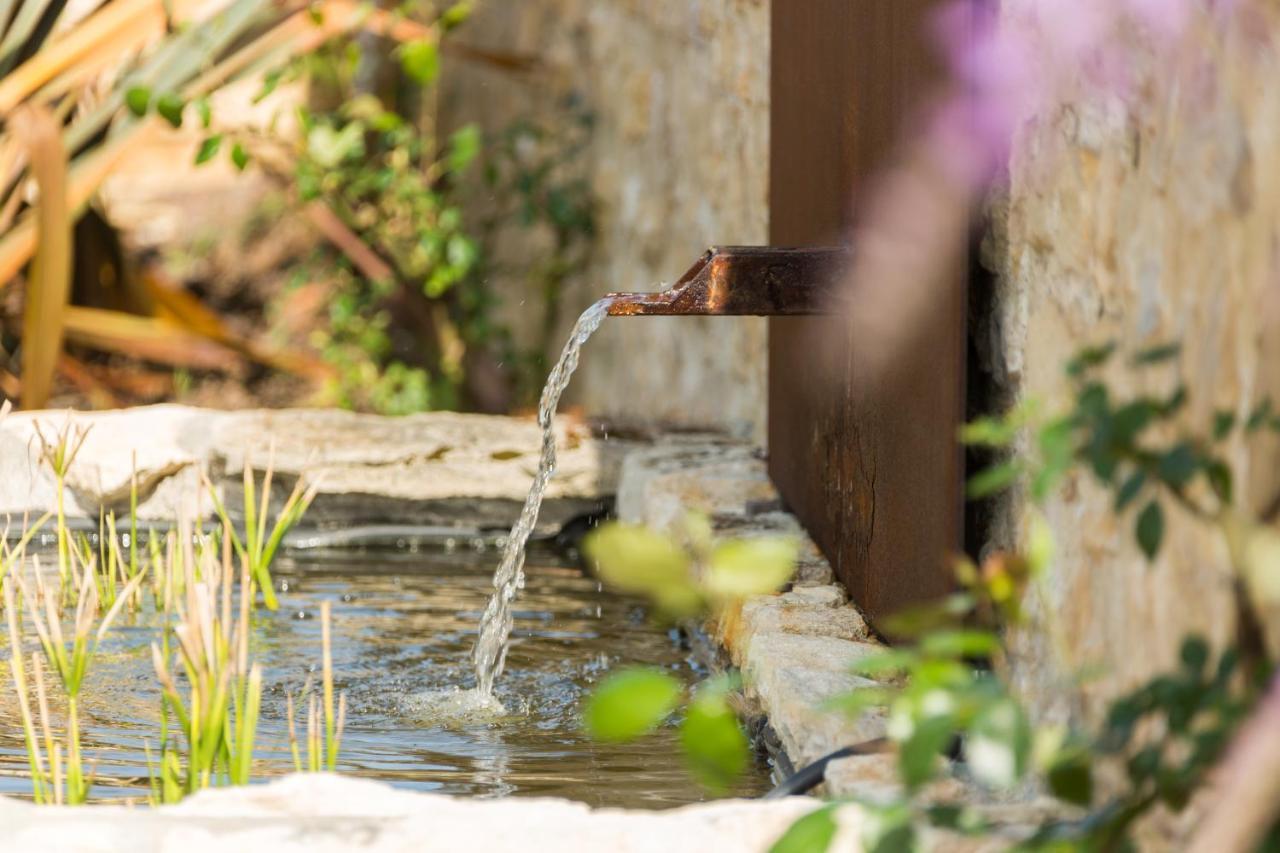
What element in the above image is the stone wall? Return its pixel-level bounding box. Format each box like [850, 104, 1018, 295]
[440, 0, 770, 440]
[985, 8, 1280, 723]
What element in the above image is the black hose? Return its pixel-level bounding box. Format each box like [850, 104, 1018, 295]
[761, 737, 891, 799]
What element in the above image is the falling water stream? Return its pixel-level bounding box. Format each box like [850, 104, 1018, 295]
[472, 298, 611, 697]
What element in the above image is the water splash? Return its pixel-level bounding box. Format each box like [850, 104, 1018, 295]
[471, 298, 611, 697]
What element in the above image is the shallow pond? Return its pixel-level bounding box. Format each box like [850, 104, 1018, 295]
[0, 545, 771, 807]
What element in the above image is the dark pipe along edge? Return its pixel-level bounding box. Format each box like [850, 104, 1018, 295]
[761, 738, 892, 799]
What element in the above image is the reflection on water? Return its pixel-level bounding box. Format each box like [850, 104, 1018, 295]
[0, 548, 771, 808]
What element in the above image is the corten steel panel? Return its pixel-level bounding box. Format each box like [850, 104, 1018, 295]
[768, 0, 967, 628]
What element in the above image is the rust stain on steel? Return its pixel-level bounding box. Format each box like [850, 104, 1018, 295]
[605, 246, 847, 316]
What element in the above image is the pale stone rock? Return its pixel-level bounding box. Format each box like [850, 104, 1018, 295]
[741, 633, 888, 766]
[209, 409, 627, 529]
[0, 405, 223, 520]
[0, 774, 869, 853]
[0, 407, 627, 531]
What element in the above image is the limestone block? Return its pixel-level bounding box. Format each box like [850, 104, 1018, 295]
[0, 405, 224, 520]
[210, 409, 626, 529]
[0, 407, 628, 531]
[0, 773, 867, 853]
[741, 633, 887, 766]
[719, 586, 870, 667]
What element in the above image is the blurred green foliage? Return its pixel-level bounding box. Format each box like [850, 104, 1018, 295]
[769, 342, 1277, 852]
[581, 515, 798, 794]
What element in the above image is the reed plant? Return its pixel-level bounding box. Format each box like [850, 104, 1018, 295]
[205, 455, 318, 612]
[6, 550, 144, 804]
[287, 600, 346, 773]
[31, 420, 90, 599]
[149, 538, 262, 802]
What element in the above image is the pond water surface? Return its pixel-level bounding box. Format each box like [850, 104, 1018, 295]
[0, 545, 771, 807]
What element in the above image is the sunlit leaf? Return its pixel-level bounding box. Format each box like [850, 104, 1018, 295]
[583, 523, 692, 597]
[768, 804, 839, 853]
[399, 38, 439, 83]
[704, 538, 797, 601]
[156, 93, 185, 128]
[966, 461, 1019, 498]
[584, 668, 681, 742]
[230, 142, 249, 171]
[448, 123, 482, 173]
[125, 85, 151, 116]
[919, 630, 999, 660]
[307, 123, 364, 168]
[898, 713, 953, 789]
[439, 1, 472, 30]
[195, 135, 223, 165]
[966, 698, 1031, 789]
[679, 689, 748, 792]
[1026, 513, 1054, 578]
[960, 415, 1019, 447]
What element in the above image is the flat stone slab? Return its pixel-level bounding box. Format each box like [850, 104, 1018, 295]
[0, 406, 630, 532]
[0, 774, 863, 853]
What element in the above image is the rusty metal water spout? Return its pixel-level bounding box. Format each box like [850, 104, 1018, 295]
[605, 246, 847, 316]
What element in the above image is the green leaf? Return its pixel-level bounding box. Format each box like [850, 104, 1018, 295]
[156, 93, 185, 128]
[583, 523, 692, 596]
[307, 123, 364, 168]
[966, 699, 1032, 789]
[966, 461, 1019, 499]
[584, 668, 682, 742]
[704, 538, 797, 601]
[1247, 398, 1275, 432]
[919, 630, 1000, 659]
[1066, 342, 1117, 378]
[448, 124, 483, 174]
[862, 802, 917, 853]
[195, 96, 212, 129]
[400, 39, 440, 83]
[125, 86, 151, 117]
[1179, 636, 1209, 674]
[230, 142, 249, 171]
[1046, 749, 1094, 806]
[439, 1, 472, 30]
[769, 805, 839, 853]
[679, 690, 749, 792]
[194, 135, 223, 165]
[1131, 342, 1181, 365]
[960, 415, 1019, 447]
[899, 714, 953, 789]
[1205, 460, 1233, 505]
[1115, 470, 1146, 511]
[1212, 409, 1236, 441]
[1135, 501, 1164, 561]
[1156, 443, 1198, 489]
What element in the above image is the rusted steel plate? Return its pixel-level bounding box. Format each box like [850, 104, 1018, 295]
[768, 0, 967, 629]
[605, 246, 848, 316]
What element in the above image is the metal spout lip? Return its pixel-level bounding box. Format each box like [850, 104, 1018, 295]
[604, 245, 847, 317]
